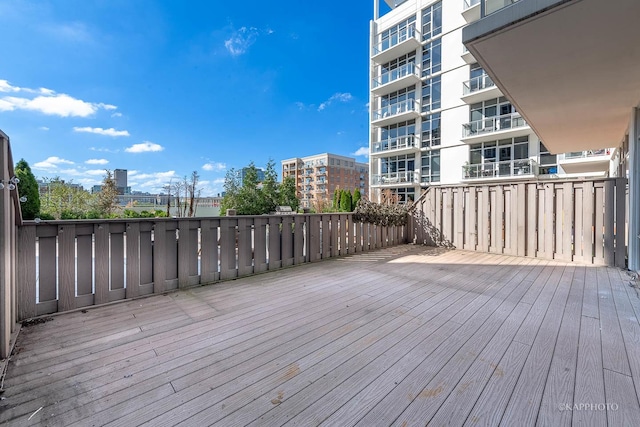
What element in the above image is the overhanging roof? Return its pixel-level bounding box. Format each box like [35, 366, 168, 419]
[463, 0, 640, 154]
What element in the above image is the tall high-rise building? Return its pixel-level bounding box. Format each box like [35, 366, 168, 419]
[369, 0, 620, 203]
[281, 153, 368, 209]
[114, 169, 128, 195]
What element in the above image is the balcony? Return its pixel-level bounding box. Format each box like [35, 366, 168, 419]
[371, 135, 419, 156]
[462, 112, 529, 143]
[484, 0, 521, 17]
[372, 171, 417, 186]
[461, 46, 476, 64]
[372, 25, 421, 64]
[558, 149, 613, 175]
[372, 63, 421, 96]
[462, 158, 538, 181]
[316, 169, 327, 176]
[462, 0, 481, 23]
[461, 74, 500, 104]
[372, 99, 420, 127]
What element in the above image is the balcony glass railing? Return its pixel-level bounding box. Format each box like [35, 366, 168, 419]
[462, 112, 526, 137]
[559, 149, 612, 160]
[462, 159, 538, 179]
[373, 63, 418, 88]
[373, 25, 419, 55]
[372, 171, 416, 185]
[463, 74, 495, 95]
[464, 0, 481, 10]
[372, 135, 418, 153]
[484, 0, 521, 16]
[316, 169, 327, 176]
[373, 98, 417, 121]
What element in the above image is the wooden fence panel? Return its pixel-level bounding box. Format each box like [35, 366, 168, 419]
[268, 216, 282, 269]
[321, 215, 331, 258]
[615, 177, 627, 267]
[281, 216, 294, 267]
[110, 224, 126, 298]
[139, 222, 154, 295]
[200, 219, 219, 283]
[125, 222, 141, 298]
[594, 183, 605, 264]
[516, 183, 527, 257]
[254, 217, 268, 272]
[58, 224, 75, 312]
[237, 217, 253, 277]
[76, 224, 94, 305]
[604, 180, 615, 266]
[152, 221, 166, 293]
[17, 226, 36, 320]
[164, 222, 178, 290]
[526, 183, 537, 257]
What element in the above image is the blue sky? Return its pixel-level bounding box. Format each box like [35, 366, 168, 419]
[0, 0, 389, 196]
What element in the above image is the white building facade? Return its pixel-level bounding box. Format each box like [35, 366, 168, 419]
[369, 0, 619, 203]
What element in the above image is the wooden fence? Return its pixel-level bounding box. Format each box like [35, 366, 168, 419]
[0, 132, 22, 358]
[16, 215, 407, 320]
[410, 179, 627, 267]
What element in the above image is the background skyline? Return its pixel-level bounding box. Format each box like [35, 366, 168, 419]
[0, 0, 391, 196]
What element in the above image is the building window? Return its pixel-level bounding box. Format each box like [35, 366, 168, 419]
[381, 52, 417, 79]
[422, 39, 442, 77]
[422, 76, 441, 113]
[385, 187, 415, 204]
[539, 142, 557, 174]
[422, 1, 442, 41]
[381, 154, 415, 174]
[470, 97, 515, 121]
[379, 119, 416, 143]
[379, 16, 416, 52]
[381, 85, 416, 108]
[421, 113, 441, 148]
[421, 150, 441, 184]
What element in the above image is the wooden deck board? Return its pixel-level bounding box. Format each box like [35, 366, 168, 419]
[2, 246, 639, 427]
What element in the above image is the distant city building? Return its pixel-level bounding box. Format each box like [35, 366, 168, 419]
[91, 185, 102, 194]
[237, 167, 265, 186]
[114, 169, 128, 195]
[281, 153, 368, 209]
[37, 179, 84, 198]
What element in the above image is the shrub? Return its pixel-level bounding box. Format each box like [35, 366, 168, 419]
[352, 198, 409, 226]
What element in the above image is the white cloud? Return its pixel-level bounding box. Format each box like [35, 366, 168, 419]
[33, 156, 75, 169]
[111, 112, 123, 118]
[224, 26, 259, 56]
[134, 171, 179, 191]
[73, 126, 130, 137]
[90, 147, 120, 153]
[85, 158, 109, 165]
[318, 92, 353, 111]
[38, 126, 49, 131]
[125, 141, 164, 153]
[202, 162, 226, 172]
[0, 79, 117, 117]
[352, 147, 369, 158]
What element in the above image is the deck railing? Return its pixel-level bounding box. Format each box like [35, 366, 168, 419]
[16, 214, 408, 320]
[410, 178, 627, 267]
[1, 131, 23, 358]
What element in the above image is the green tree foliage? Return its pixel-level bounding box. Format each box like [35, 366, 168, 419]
[220, 161, 300, 215]
[339, 190, 351, 212]
[14, 159, 40, 220]
[333, 188, 340, 209]
[96, 170, 119, 216]
[279, 175, 300, 212]
[40, 178, 94, 220]
[353, 188, 361, 207]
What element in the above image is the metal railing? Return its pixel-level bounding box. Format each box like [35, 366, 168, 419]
[559, 149, 612, 160]
[462, 74, 495, 95]
[373, 98, 418, 121]
[464, 0, 481, 10]
[462, 158, 538, 179]
[373, 25, 419, 55]
[462, 112, 527, 137]
[484, 0, 521, 16]
[372, 135, 418, 153]
[373, 63, 418, 88]
[372, 171, 417, 185]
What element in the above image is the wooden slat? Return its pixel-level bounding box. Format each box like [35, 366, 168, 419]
[294, 215, 305, 264]
[94, 224, 110, 304]
[516, 183, 526, 257]
[330, 215, 339, 257]
[17, 225, 36, 320]
[58, 224, 75, 312]
[355, 220, 362, 253]
[126, 222, 140, 298]
[110, 229, 125, 290]
[253, 217, 268, 272]
[76, 233, 93, 297]
[139, 222, 153, 286]
[237, 218, 253, 277]
[200, 219, 219, 283]
[164, 222, 178, 287]
[573, 316, 607, 426]
[603, 179, 615, 266]
[178, 220, 191, 288]
[594, 183, 605, 264]
[281, 216, 294, 267]
[544, 183, 555, 259]
[582, 181, 595, 263]
[268, 217, 282, 269]
[152, 222, 166, 294]
[38, 235, 57, 303]
[614, 178, 627, 268]
[219, 218, 237, 280]
[526, 183, 537, 257]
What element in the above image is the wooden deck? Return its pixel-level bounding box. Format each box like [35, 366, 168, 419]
[2, 245, 640, 426]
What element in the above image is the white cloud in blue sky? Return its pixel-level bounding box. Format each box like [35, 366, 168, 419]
[352, 147, 369, 158]
[202, 162, 226, 172]
[318, 93, 353, 111]
[125, 141, 164, 153]
[85, 158, 109, 165]
[73, 127, 129, 137]
[224, 26, 259, 56]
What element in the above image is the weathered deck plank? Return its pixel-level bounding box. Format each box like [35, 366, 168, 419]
[1, 246, 639, 427]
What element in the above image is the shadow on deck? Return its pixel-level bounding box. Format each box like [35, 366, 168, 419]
[2, 245, 640, 426]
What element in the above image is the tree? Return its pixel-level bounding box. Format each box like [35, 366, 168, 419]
[96, 170, 119, 216]
[220, 168, 241, 215]
[187, 170, 201, 217]
[261, 159, 279, 214]
[340, 189, 352, 212]
[14, 159, 40, 220]
[279, 175, 300, 212]
[353, 188, 362, 207]
[333, 188, 340, 209]
[40, 178, 94, 219]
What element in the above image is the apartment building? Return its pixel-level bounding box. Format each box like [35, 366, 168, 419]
[281, 153, 369, 209]
[369, 0, 620, 203]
